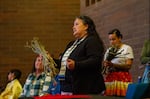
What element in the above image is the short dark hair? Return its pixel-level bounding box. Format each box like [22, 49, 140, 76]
[108, 28, 123, 39]
[9, 69, 22, 79]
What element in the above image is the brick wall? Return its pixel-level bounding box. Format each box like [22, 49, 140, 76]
[0, 0, 80, 87]
[80, 0, 150, 82]
[0, 0, 149, 88]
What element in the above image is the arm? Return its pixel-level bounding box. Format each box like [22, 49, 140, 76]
[141, 40, 150, 64]
[40, 75, 52, 96]
[113, 58, 133, 70]
[0, 84, 9, 98]
[0, 80, 22, 99]
[75, 36, 104, 70]
[103, 45, 134, 70]
[11, 80, 22, 99]
[103, 59, 133, 70]
[19, 74, 32, 97]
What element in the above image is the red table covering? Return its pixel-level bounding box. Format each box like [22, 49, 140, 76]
[34, 94, 91, 99]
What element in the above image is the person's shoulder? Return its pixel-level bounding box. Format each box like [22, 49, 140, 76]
[13, 79, 19, 82]
[144, 39, 150, 44]
[67, 40, 75, 47]
[68, 40, 75, 43]
[26, 73, 34, 78]
[122, 44, 133, 51]
[86, 35, 103, 44]
[85, 35, 98, 41]
[123, 44, 132, 48]
[121, 44, 132, 50]
[28, 73, 34, 76]
[13, 79, 22, 85]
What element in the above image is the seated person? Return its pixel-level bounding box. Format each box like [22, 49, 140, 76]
[19, 55, 52, 98]
[0, 69, 22, 99]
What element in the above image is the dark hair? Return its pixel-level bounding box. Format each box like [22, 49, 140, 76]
[76, 15, 104, 54]
[108, 28, 123, 39]
[76, 15, 97, 36]
[9, 69, 22, 79]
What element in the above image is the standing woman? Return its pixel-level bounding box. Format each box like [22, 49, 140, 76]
[58, 15, 106, 95]
[103, 29, 134, 96]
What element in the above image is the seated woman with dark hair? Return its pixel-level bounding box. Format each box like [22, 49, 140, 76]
[0, 69, 22, 99]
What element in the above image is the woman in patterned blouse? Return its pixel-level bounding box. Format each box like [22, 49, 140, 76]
[20, 55, 52, 97]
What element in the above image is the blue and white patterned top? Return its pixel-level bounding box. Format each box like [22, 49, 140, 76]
[20, 72, 51, 97]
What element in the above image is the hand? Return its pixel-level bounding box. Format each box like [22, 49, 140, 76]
[66, 59, 75, 70]
[53, 80, 57, 87]
[103, 60, 113, 67]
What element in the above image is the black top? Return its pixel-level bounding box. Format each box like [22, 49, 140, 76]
[59, 35, 106, 95]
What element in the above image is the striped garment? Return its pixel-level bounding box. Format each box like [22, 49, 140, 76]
[104, 72, 132, 96]
[20, 72, 52, 97]
[58, 37, 86, 80]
